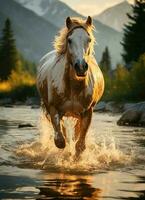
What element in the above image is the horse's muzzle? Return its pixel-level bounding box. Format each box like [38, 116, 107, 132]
[74, 59, 88, 77]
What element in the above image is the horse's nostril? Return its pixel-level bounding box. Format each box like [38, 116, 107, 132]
[74, 63, 79, 71]
[84, 62, 88, 70]
[81, 59, 88, 71]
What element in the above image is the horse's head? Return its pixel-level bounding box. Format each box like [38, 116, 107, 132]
[66, 16, 94, 78]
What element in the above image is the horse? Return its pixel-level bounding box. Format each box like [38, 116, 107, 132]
[37, 16, 104, 158]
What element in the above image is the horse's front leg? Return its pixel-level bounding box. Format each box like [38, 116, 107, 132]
[49, 106, 65, 149]
[75, 108, 92, 158]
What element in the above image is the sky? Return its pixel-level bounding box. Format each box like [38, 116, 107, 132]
[60, 0, 134, 16]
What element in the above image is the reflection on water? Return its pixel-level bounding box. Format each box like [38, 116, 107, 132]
[119, 175, 145, 200]
[0, 106, 145, 199]
[0, 174, 39, 199]
[37, 177, 101, 200]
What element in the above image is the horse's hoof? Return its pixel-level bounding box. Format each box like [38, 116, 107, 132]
[54, 133, 65, 149]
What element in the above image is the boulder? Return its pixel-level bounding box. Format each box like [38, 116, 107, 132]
[105, 101, 123, 113]
[0, 98, 12, 106]
[117, 101, 145, 127]
[94, 101, 106, 112]
[123, 101, 145, 112]
[117, 110, 142, 126]
[123, 103, 136, 112]
[94, 101, 123, 113]
[139, 112, 145, 127]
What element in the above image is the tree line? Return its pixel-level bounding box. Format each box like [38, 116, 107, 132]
[0, 0, 144, 102]
[100, 0, 145, 102]
[0, 19, 37, 100]
[0, 18, 36, 81]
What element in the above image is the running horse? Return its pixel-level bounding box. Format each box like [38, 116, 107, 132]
[37, 16, 104, 158]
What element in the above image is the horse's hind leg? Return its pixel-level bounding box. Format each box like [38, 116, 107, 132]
[49, 106, 65, 149]
[75, 108, 92, 158]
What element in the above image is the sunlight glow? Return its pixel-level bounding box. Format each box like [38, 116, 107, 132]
[60, 0, 134, 16]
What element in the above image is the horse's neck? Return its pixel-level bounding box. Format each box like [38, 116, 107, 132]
[70, 78, 86, 92]
[63, 61, 86, 95]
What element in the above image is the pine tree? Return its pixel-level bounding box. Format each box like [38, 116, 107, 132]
[0, 18, 18, 80]
[122, 0, 145, 67]
[100, 46, 111, 73]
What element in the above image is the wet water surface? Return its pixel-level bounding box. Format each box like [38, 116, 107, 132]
[0, 106, 145, 199]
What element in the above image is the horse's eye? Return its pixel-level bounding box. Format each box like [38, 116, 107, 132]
[68, 38, 72, 44]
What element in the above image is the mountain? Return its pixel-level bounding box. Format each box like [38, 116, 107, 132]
[15, 0, 82, 28]
[94, 1, 132, 32]
[0, 0, 58, 62]
[15, 0, 123, 67]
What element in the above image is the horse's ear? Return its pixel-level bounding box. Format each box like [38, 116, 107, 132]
[66, 17, 72, 29]
[86, 16, 92, 26]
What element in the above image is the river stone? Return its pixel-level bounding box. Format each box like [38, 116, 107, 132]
[14, 101, 24, 105]
[123, 101, 145, 112]
[139, 112, 145, 127]
[105, 101, 123, 113]
[123, 103, 137, 112]
[118, 101, 145, 127]
[18, 123, 34, 128]
[94, 101, 106, 112]
[25, 97, 40, 106]
[31, 105, 40, 109]
[0, 98, 12, 105]
[117, 110, 142, 126]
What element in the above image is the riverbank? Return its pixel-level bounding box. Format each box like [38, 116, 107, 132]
[0, 97, 145, 127]
[95, 101, 145, 127]
[0, 97, 40, 107]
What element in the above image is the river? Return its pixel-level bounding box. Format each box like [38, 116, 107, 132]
[0, 106, 145, 199]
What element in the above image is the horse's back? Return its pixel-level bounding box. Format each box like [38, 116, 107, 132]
[37, 50, 57, 86]
[38, 50, 56, 68]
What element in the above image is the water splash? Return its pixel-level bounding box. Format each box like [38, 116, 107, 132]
[15, 113, 132, 172]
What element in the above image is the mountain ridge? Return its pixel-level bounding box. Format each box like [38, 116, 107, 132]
[94, 1, 132, 32]
[0, 0, 58, 62]
[15, 0, 123, 67]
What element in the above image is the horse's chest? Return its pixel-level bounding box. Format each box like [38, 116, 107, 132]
[59, 91, 92, 115]
[52, 80, 94, 114]
[60, 99, 84, 114]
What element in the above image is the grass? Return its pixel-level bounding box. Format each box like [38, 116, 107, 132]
[0, 69, 38, 101]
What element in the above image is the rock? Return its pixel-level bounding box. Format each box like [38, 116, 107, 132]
[31, 105, 40, 109]
[18, 123, 34, 128]
[0, 98, 12, 106]
[118, 101, 145, 127]
[14, 101, 24, 105]
[94, 101, 123, 113]
[105, 101, 123, 113]
[117, 110, 142, 126]
[25, 97, 40, 106]
[139, 112, 145, 127]
[123, 101, 145, 112]
[4, 105, 14, 108]
[123, 103, 136, 112]
[94, 101, 106, 112]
